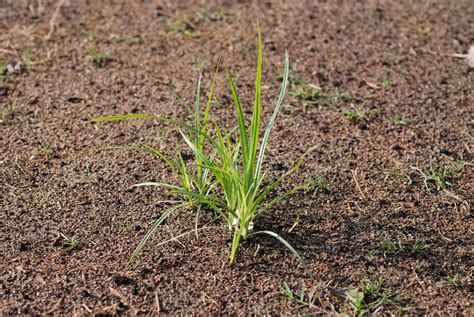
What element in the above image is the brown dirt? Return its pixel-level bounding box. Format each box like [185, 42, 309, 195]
[1, 0, 473, 315]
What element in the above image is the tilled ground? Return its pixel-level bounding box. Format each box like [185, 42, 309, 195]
[1, 0, 473, 315]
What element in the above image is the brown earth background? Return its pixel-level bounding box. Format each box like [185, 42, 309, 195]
[1, 0, 473, 315]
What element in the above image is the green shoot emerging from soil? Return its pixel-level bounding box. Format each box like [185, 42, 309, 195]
[86, 47, 110, 68]
[0, 62, 6, 82]
[90, 29, 315, 272]
[22, 50, 32, 71]
[412, 163, 461, 191]
[343, 108, 367, 121]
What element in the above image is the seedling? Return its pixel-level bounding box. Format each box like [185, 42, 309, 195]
[412, 164, 461, 191]
[391, 117, 410, 125]
[120, 35, 143, 46]
[289, 81, 321, 108]
[60, 232, 80, 249]
[40, 145, 54, 156]
[166, 18, 196, 37]
[322, 89, 351, 106]
[282, 281, 319, 308]
[345, 289, 366, 317]
[442, 275, 459, 286]
[343, 108, 367, 121]
[0, 61, 6, 81]
[360, 277, 384, 300]
[394, 172, 413, 186]
[381, 74, 391, 87]
[1, 103, 17, 124]
[311, 174, 330, 197]
[380, 236, 404, 257]
[86, 47, 111, 68]
[410, 239, 427, 253]
[22, 50, 32, 71]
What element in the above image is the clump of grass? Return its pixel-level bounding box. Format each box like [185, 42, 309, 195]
[410, 239, 427, 253]
[391, 117, 410, 126]
[412, 163, 461, 191]
[289, 80, 321, 108]
[341, 277, 396, 316]
[322, 89, 351, 106]
[380, 236, 429, 257]
[442, 274, 459, 286]
[173, 29, 316, 265]
[40, 144, 54, 156]
[394, 172, 413, 186]
[86, 47, 111, 68]
[91, 29, 316, 272]
[381, 74, 391, 87]
[381, 236, 404, 257]
[60, 232, 80, 249]
[343, 108, 367, 121]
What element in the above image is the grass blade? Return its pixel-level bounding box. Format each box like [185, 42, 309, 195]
[129, 202, 189, 264]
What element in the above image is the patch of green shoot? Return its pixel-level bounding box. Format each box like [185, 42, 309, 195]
[411, 239, 427, 253]
[322, 89, 351, 106]
[391, 117, 410, 125]
[343, 108, 367, 121]
[60, 232, 80, 249]
[394, 172, 413, 186]
[40, 145, 54, 156]
[0, 61, 6, 81]
[1, 103, 17, 124]
[22, 50, 32, 71]
[381, 74, 391, 87]
[86, 47, 110, 68]
[442, 275, 459, 286]
[311, 174, 330, 197]
[289, 81, 321, 108]
[282, 281, 319, 308]
[412, 164, 461, 191]
[120, 35, 143, 46]
[381, 236, 404, 257]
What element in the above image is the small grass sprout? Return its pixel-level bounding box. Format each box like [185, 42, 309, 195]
[282, 281, 319, 308]
[410, 239, 427, 253]
[394, 172, 413, 186]
[0, 61, 7, 81]
[1, 103, 17, 125]
[391, 117, 410, 126]
[289, 80, 321, 108]
[322, 89, 351, 106]
[60, 232, 80, 249]
[40, 144, 54, 156]
[442, 274, 459, 286]
[22, 50, 32, 71]
[120, 35, 143, 46]
[86, 47, 111, 68]
[343, 108, 367, 121]
[412, 163, 461, 191]
[381, 236, 404, 257]
[360, 277, 384, 300]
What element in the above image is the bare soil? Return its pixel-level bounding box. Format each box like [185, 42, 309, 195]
[1, 1, 473, 315]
